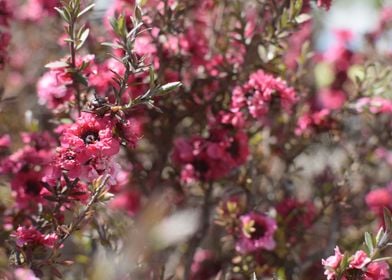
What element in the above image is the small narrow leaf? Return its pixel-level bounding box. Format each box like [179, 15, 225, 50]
[135, 5, 143, 22]
[77, 3, 95, 18]
[55, 7, 70, 23]
[373, 256, 392, 262]
[45, 61, 69, 69]
[101, 42, 123, 49]
[76, 28, 90, 50]
[375, 227, 384, 245]
[364, 232, 374, 255]
[157, 82, 182, 96]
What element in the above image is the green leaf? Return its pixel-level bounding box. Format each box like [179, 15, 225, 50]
[295, 13, 311, 24]
[77, 3, 95, 18]
[373, 256, 392, 262]
[45, 61, 69, 69]
[72, 72, 88, 87]
[55, 7, 70, 23]
[157, 82, 182, 96]
[364, 232, 374, 255]
[375, 227, 385, 245]
[101, 42, 123, 49]
[76, 28, 90, 50]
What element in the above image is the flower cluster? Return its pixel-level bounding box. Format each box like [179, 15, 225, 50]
[322, 247, 390, 280]
[11, 226, 58, 248]
[231, 70, 297, 122]
[2, 0, 392, 279]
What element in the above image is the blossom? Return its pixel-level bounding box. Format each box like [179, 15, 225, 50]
[276, 198, 316, 231]
[0, 0, 12, 27]
[236, 212, 277, 253]
[295, 108, 333, 136]
[172, 128, 248, 183]
[317, 0, 333, 10]
[349, 250, 371, 269]
[191, 250, 221, 280]
[354, 97, 392, 115]
[11, 226, 58, 248]
[322, 246, 343, 280]
[109, 190, 141, 215]
[365, 183, 392, 222]
[0, 134, 11, 149]
[11, 171, 44, 208]
[365, 261, 390, 280]
[37, 71, 73, 109]
[60, 113, 120, 160]
[17, 0, 59, 22]
[231, 70, 297, 120]
[317, 89, 346, 110]
[13, 268, 40, 280]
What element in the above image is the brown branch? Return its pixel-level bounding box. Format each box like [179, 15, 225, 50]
[183, 182, 213, 279]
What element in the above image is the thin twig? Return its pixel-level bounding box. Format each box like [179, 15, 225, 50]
[183, 182, 213, 279]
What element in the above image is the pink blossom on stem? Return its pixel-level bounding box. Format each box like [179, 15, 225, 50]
[236, 212, 277, 253]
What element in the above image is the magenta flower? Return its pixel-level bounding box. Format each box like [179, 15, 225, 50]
[365, 261, 390, 280]
[191, 249, 221, 280]
[172, 128, 248, 183]
[11, 226, 58, 248]
[11, 171, 46, 209]
[231, 70, 297, 120]
[276, 198, 316, 231]
[366, 185, 392, 218]
[236, 212, 277, 253]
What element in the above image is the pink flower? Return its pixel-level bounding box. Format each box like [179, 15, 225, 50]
[11, 171, 46, 209]
[17, 0, 59, 22]
[318, 89, 346, 110]
[116, 118, 142, 149]
[60, 113, 120, 159]
[295, 108, 333, 136]
[191, 249, 221, 280]
[231, 70, 297, 121]
[322, 246, 343, 280]
[11, 226, 58, 248]
[236, 212, 277, 253]
[110, 190, 141, 215]
[0, 0, 12, 27]
[13, 268, 40, 280]
[172, 128, 248, 183]
[365, 261, 390, 280]
[366, 186, 392, 217]
[0, 134, 10, 149]
[349, 250, 371, 269]
[37, 71, 73, 110]
[317, 0, 333, 10]
[354, 97, 392, 115]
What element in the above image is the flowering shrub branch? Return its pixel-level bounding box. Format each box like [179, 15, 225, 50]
[1, 0, 392, 279]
